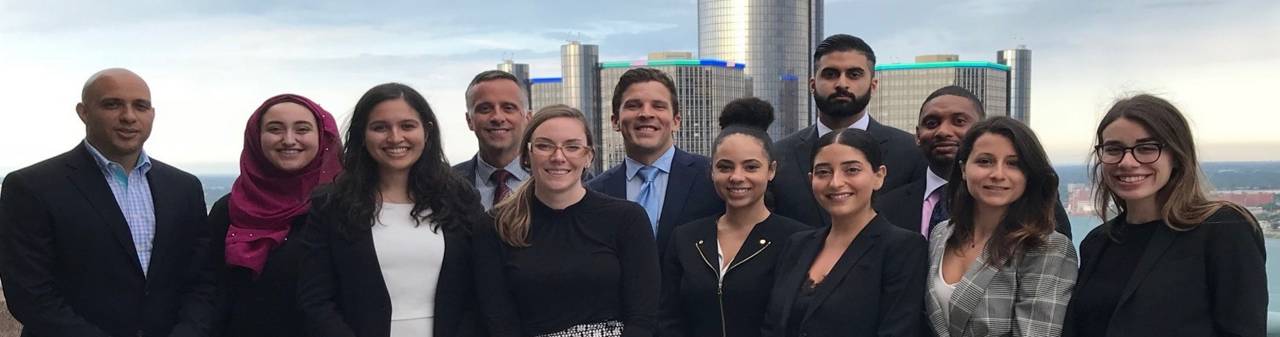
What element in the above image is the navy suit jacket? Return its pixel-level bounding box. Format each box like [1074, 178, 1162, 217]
[586, 148, 723, 253]
[874, 178, 1074, 239]
[769, 119, 928, 228]
[0, 145, 215, 337]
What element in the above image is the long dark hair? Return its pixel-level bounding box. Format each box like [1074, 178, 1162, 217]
[946, 117, 1057, 268]
[319, 82, 479, 236]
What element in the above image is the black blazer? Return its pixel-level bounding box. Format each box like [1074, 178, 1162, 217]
[586, 147, 723, 252]
[0, 145, 214, 337]
[761, 215, 928, 337]
[770, 119, 927, 228]
[874, 178, 1074, 238]
[659, 214, 807, 337]
[296, 193, 482, 337]
[206, 195, 308, 337]
[1063, 208, 1267, 337]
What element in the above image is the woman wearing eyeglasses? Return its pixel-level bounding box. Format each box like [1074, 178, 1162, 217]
[1063, 94, 1266, 337]
[473, 104, 659, 337]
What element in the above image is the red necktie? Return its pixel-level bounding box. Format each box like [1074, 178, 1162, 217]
[490, 169, 512, 204]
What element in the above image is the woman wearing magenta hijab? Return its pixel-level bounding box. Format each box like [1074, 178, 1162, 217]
[206, 93, 342, 337]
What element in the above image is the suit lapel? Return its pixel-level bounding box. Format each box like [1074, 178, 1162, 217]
[603, 165, 628, 200]
[1074, 223, 1110, 290]
[925, 224, 951, 337]
[145, 166, 174, 279]
[948, 248, 999, 337]
[775, 228, 824, 331]
[801, 217, 886, 324]
[658, 149, 695, 238]
[64, 146, 144, 276]
[1115, 225, 1176, 309]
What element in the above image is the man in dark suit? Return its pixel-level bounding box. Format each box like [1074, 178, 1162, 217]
[587, 68, 723, 252]
[874, 85, 1072, 238]
[0, 68, 213, 337]
[770, 34, 928, 228]
[452, 70, 531, 210]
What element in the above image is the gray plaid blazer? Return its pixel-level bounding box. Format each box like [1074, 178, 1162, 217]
[925, 221, 1079, 337]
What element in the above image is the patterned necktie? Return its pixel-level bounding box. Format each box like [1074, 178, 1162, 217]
[928, 185, 950, 234]
[635, 166, 661, 237]
[490, 169, 513, 205]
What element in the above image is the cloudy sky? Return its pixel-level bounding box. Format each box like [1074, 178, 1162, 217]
[2, 0, 1277, 175]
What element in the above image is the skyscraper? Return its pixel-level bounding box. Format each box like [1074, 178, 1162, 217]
[868, 57, 1010, 132]
[998, 46, 1032, 123]
[529, 77, 563, 112]
[561, 41, 602, 170]
[698, 0, 822, 139]
[598, 55, 747, 167]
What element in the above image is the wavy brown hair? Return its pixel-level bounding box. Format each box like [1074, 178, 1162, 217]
[492, 104, 595, 247]
[1089, 94, 1257, 236]
[946, 117, 1057, 268]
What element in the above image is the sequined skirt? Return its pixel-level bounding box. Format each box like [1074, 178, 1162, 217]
[535, 320, 624, 337]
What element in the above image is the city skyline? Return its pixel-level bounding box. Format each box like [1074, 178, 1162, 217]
[2, 0, 1278, 175]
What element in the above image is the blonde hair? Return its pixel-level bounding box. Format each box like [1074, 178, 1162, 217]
[1090, 94, 1259, 234]
[492, 105, 595, 247]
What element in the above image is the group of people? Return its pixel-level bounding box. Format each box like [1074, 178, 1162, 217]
[0, 33, 1266, 337]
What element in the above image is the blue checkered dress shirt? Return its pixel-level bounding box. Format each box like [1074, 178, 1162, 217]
[83, 140, 156, 277]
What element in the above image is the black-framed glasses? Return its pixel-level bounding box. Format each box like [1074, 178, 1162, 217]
[529, 141, 591, 158]
[1095, 143, 1164, 164]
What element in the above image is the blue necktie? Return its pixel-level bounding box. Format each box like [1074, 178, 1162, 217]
[635, 165, 661, 237]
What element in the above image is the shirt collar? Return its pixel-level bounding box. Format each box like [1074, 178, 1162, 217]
[474, 154, 530, 183]
[923, 167, 948, 201]
[816, 112, 870, 137]
[83, 139, 151, 173]
[625, 145, 677, 180]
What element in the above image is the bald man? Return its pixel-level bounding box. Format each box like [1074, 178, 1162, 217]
[0, 68, 214, 337]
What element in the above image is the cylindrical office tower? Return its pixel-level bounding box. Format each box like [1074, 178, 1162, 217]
[699, 0, 822, 139]
[497, 59, 531, 107]
[997, 46, 1032, 124]
[561, 41, 602, 171]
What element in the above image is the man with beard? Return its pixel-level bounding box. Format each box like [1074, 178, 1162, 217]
[769, 34, 928, 228]
[875, 86, 1073, 238]
[453, 70, 532, 210]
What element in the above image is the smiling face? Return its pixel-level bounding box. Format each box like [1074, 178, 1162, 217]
[77, 70, 154, 164]
[529, 116, 593, 195]
[961, 133, 1027, 212]
[467, 79, 529, 156]
[810, 143, 885, 219]
[612, 81, 681, 159]
[1099, 117, 1172, 211]
[712, 134, 775, 210]
[917, 95, 981, 174]
[259, 102, 319, 172]
[364, 98, 426, 178]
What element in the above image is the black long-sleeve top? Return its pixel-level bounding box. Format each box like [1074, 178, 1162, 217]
[659, 213, 807, 337]
[207, 195, 307, 337]
[474, 189, 660, 337]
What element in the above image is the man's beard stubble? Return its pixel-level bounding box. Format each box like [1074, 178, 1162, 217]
[813, 87, 872, 119]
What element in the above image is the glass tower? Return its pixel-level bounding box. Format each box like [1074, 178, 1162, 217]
[698, 0, 822, 139]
